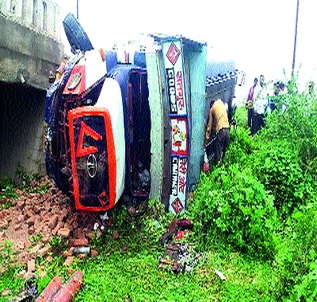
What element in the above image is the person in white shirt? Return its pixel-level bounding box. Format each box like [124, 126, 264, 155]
[251, 75, 268, 136]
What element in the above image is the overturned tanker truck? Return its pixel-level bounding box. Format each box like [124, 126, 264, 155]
[44, 13, 240, 215]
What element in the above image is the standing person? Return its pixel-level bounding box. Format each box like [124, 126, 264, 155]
[245, 77, 258, 130]
[251, 75, 268, 136]
[205, 99, 230, 164]
[55, 54, 69, 80]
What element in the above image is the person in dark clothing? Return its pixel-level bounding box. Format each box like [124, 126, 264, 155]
[205, 99, 230, 164]
[246, 77, 258, 130]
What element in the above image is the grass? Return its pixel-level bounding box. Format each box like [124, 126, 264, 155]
[64, 241, 276, 301]
[0, 203, 277, 302]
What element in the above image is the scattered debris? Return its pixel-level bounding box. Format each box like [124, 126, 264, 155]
[73, 246, 91, 256]
[158, 242, 205, 274]
[214, 268, 226, 280]
[160, 218, 193, 244]
[7, 275, 38, 302]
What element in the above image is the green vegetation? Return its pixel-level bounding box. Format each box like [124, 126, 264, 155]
[1, 78, 317, 301]
[0, 178, 17, 209]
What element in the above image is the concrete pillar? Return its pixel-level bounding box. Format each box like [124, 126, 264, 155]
[10, 0, 22, 17]
[45, 0, 55, 36]
[32, 0, 41, 28]
[22, 0, 33, 25]
[54, 3, 61, 41]
[41, 0, 47, 31]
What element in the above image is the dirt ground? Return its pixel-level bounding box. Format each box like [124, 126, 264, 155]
[0, 176, 104, 277]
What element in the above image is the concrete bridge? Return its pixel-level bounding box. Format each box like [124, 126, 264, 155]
[0, 0, 64, 179]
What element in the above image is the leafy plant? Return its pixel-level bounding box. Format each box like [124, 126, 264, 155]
[50, 235, 63, 248]
[273, 204, 317, 300]
[188, 165, 278, 259]
[0, 241, 15, 271]
[0, 177, 17, 201]
[250, 139, 306, 217]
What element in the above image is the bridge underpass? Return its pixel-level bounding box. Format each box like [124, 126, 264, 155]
[0, 82, 46, 179]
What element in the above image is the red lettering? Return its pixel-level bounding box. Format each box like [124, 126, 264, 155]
[176, 71, 184, 110]
[178, 175, 186, 194]
[179, 158, 187, 175]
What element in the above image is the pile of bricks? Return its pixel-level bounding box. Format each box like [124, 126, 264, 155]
[0, 176, 101, 277]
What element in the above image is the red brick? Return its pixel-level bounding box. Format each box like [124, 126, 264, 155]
[0, 220, 8, 230]
[24, 210, 34, 220]
[33, 205, 41, 214]
[15, 241, 25, 251]
[67, 268, 75, 276]
[77, 254, 87, 260]
[27, 226, 35, 235]
[16, 200, 25, 211]
[63, 256, 74, 267]
[48, 215, 58, 229]
[46, 256, 53, 263]
[70, 238, 89, 247]
[27, 259, 36, 273]
[14, 222, 22, 231]
[27, 218, 35, 227]
[29, 244, 42, 258]
[41, 234, 50, 243]
[72, 229, 85, 239]
[39, 245, 51, 257]
[63, 249, 73, 258]
[60, 209, 68, 221]
[16, 214, 24, 223]
[57, 228, 71, 238]
[91, 249, 98, 258]
[85, 232, 94, 239]
[0, 209, 10, 220]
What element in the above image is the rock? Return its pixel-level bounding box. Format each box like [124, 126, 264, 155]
[29, 244, 42, 258]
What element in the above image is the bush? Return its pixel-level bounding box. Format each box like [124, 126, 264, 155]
[250, 139, 306, 217]
[273, 204, 317, 300]
[188, 164, 278, 259]
[225, 126, 255, 167]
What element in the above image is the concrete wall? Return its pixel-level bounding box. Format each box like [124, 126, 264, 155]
[0, 0, 64, 179]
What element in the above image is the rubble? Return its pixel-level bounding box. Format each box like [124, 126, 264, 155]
[0, 176, 101, 272]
